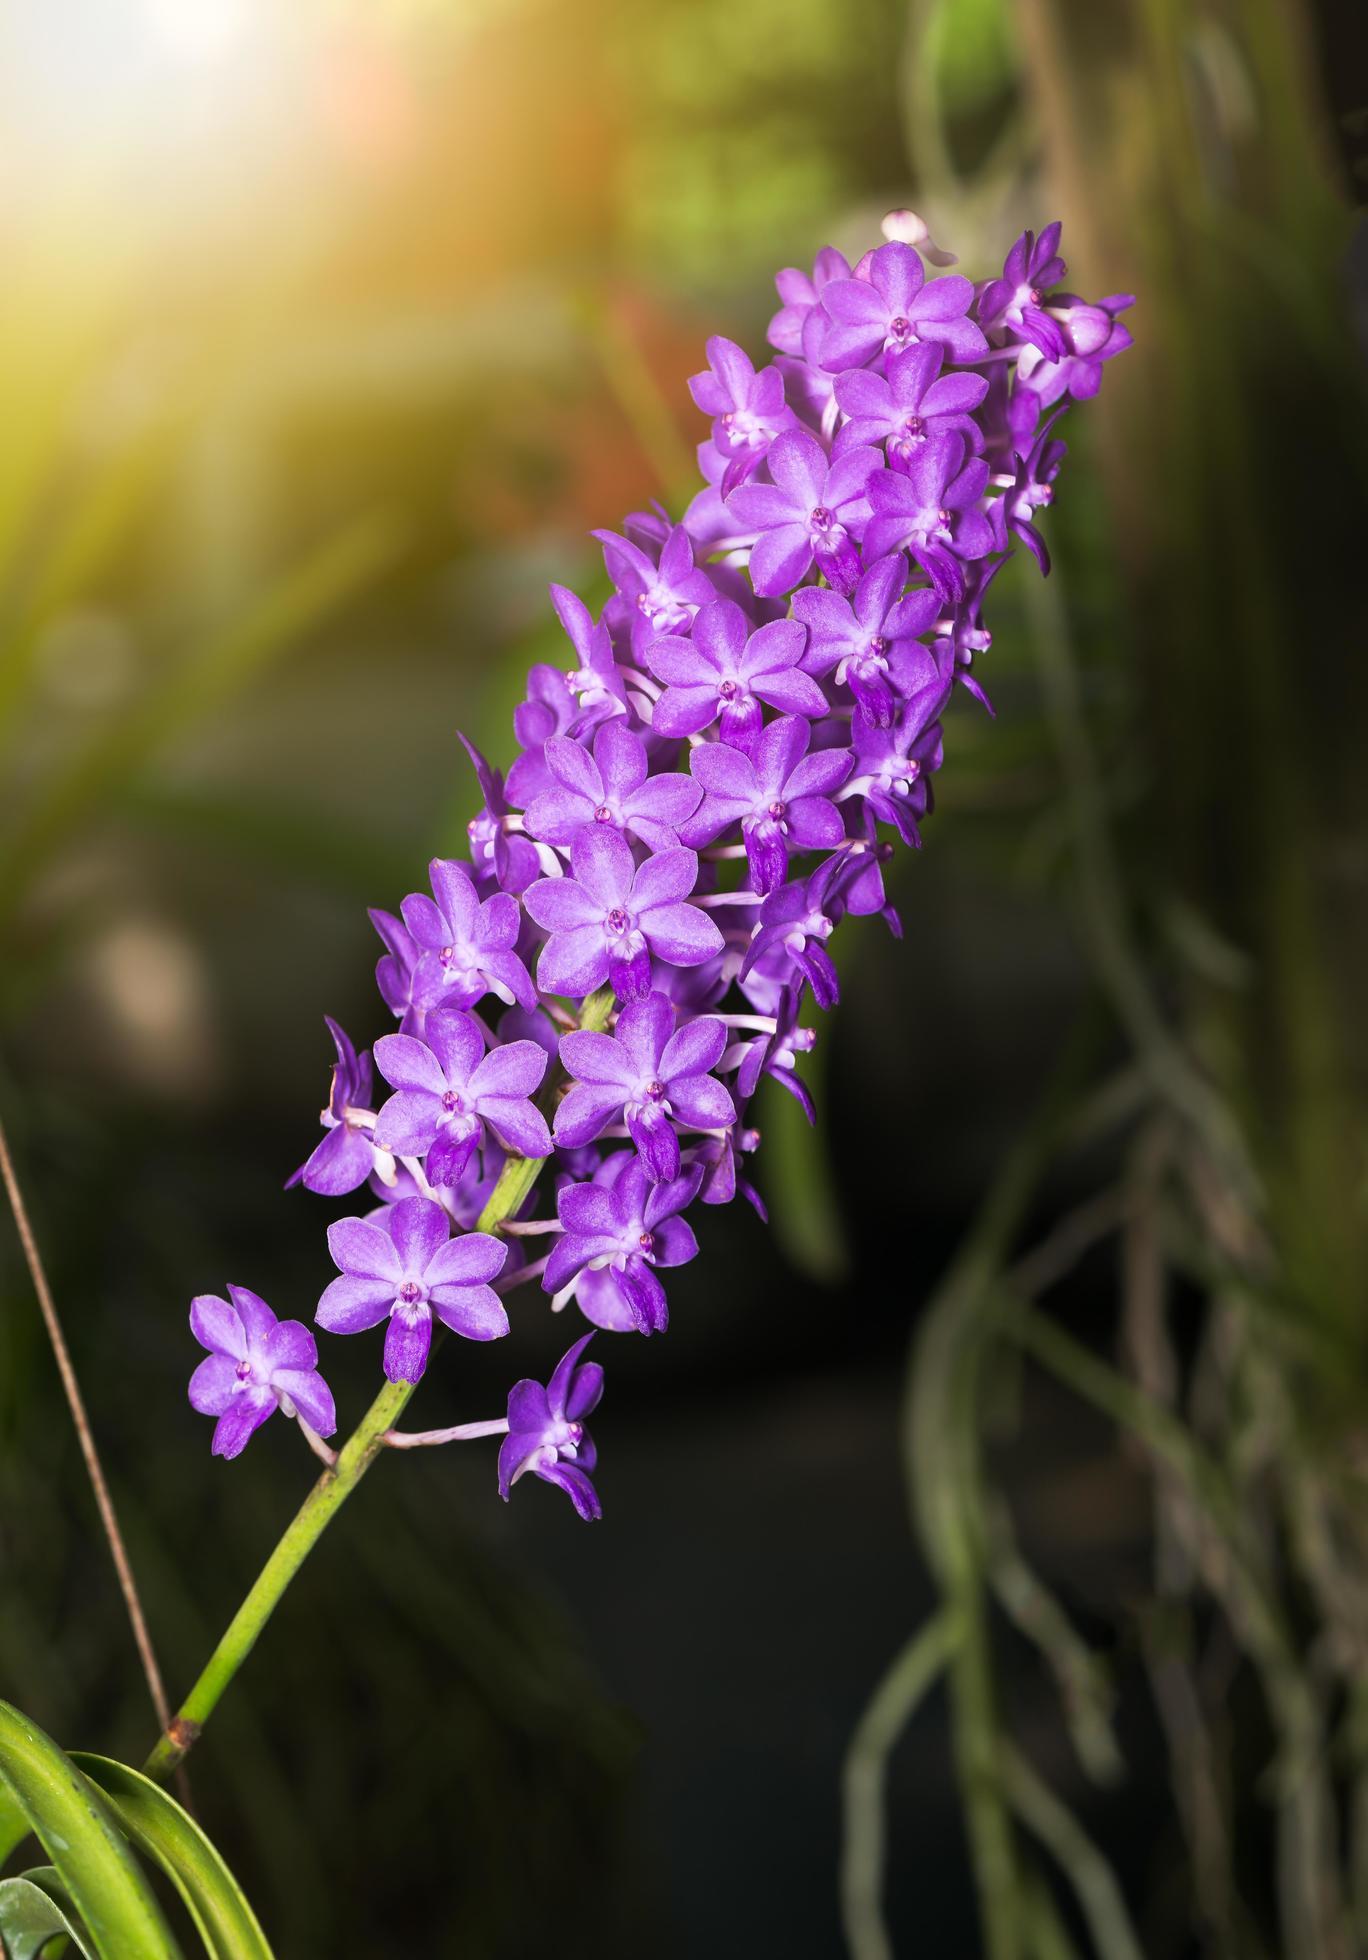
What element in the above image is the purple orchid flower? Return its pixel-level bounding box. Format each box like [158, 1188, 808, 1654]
[317, 1194, 508, 1383]
[688, 335, 797, 496]
[373, 1009, 551, 1186]
[834, 343, 988, 469]
[725, 429, 881, 597]
[555, 991, 735, 1181]
[818, 242, 987, 372]
[401, 858, 537, 1015]
[371, 907, 423, 1033]
[189, 1285, 336, 1460]
[767, 245, 853, 357]
[286, 1017, 376, 1196]
[728, 981, 817, 1122]
[458, 732, 541, 895]
[683, 714, 851, 894]
[523, 828, 723, 1003]
[791, 553, 941, 728]
[847, 688, 948, 847]
[740, 854, 851, 1009]
[524, 721, 702, 852]
[863, 432, 994, 604]
[1011, 294, 1135, 431]
[498, 1332, 604, 1521]
[505, 660, 579, 807]
[645, 598, 826, 752]
[976, 223, 1069, 358]
[595, 522, 716, 655]
[544, 1157, 702, 1335]
[549, 583, 630, 736]
[994, 413, 1068, 573]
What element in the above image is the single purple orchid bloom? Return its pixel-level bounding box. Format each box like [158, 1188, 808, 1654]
[286, 1017, 376, 1196]
[863, 432, 994, 603]
[498, 1332, 604, 1521]
[189, 1285, 336, 1460]
[317, 1194, 508, 1383]
[791, 553, 941, 728]
[725, 429, 881, 597]
[555, 991, 735, 1181]
[833, 343, 988, 469]
[728, 981, 817, 1122]
[549, 583, 630, 736]
[544, 1157, 702, 1335]
[458, 732, 541, 895]
[373, 1009, 551, 1186]
[523, 828, 723, 1003]
[524, 721, 702, 852]
[683, 714, 851, 895]
[1011, 294, 1135, 431]
[847, 690, 948, 847]
[401, 858, 537, 1015]
[595, 523, 716, 655]
[976, 223, 1069, 358]
[740, 854, 851, 1009]
[506, 660, 579, 807]
[645, 597, 826, 752]
[818, 242, 987, 372]
[688, 335, 797, 497]
[371, 906, 423, 1034]
[993, 413, 1068, 573]
[767, 246, 853, 358]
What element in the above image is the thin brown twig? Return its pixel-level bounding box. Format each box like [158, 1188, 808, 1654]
[0, 1110, 173, 1740]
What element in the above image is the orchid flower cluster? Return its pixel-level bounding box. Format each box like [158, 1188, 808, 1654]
[188, 215, 1132, 1520]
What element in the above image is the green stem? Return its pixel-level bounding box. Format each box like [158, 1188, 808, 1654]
[144, 985, 616, 1784]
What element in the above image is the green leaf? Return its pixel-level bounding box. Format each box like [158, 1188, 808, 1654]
[0, 1780, 31, 1868]
[71, 1756, 274, 1960]
[0, 1873, 90, 1958]
[0, 1701, 183, 1960]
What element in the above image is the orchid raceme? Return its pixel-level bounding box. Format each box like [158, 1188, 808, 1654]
[186, 215, 1131, 1536]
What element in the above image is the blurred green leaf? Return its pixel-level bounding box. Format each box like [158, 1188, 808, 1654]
[71, 1755, 273, 1960]
[0, 1701, 182, 1960]
[0, 1873, 90, 1958]
[0, 1780, 30, 1868]
[758, 1070, 850, 1285]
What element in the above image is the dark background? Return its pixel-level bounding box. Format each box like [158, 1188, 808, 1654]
[1, 1, 1365, 1953]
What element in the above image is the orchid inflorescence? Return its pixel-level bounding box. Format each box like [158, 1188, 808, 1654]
[188, 214, 1132, 1521]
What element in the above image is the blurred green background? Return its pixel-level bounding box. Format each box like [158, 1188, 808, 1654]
[0, 1, 1365, 1954]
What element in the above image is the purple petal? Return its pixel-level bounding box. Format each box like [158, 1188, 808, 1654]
[384, 1308, 432, 1383]
[226, 1284, 277, 1351]
[190, 1293, 246, 1362]
[428, 859, 479, 937]
[642, 902, 724, 967]
[554, 1081, 627, 1148]
[211, 1391, 277, 1461]
[631, 846, 700, 913]
[274, 1367, 336, 1436]
[659, 1014, 726, 1080]
[387, 1195, 450, 1275]
[523, 877, 600, 933]
[479, 1096, 552, 1159]
[568, 825, 634, 907]
[431, 1284, 509, 1341]
[328, 1215, 403, 1283]
[188, 1352, 237, 1415]
[470, 1038, 548, 1100]
[537, 925, 610, 999]
[423, 1011, 486, 1086]
[374, 1088, 441, 1156]
[374, 1032, 446, 1096]
[668, 1073, 735, 1131]
[316, 1273, 396, 1333]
